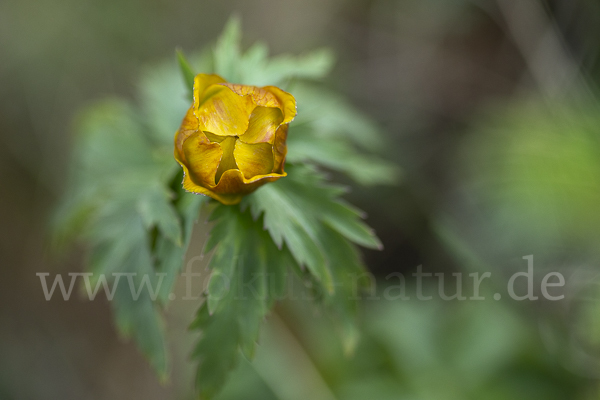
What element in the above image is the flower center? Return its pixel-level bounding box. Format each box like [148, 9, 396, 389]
[204, 132, 239, 183]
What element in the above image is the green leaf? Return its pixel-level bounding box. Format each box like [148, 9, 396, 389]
[262, 48, 334, 84]
[287, 131, 400, 186]
[290, 82, 385, 151]
[322, 199, 383, 250]
[245, 165, 377, 354]
[214, 16, 243, 82]
[153, 187, 206, 304]
[191, 205, 296, 399]
[137, 185, 182, 246]
[245, 165, 382, 353]
[318, 225, 368, 355]
[240, 47, 335, 87]
[54, 17, 389, 398]
[176, 48, 197, 100]
[238, 42, 269, 82]
[55, 97, 183, 378]
[284, 80, 399, 186]
[74, 100, 158, 182]
[211, 19, 333, 87]
[245, 172, 333, 292]
[192, 303, 240, 400]
[86, 206, 168, 377]
[245, 164, 383, 296]
[138, 59, 194, 147]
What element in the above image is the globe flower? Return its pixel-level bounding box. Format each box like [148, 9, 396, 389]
[174, 73, 297, 205]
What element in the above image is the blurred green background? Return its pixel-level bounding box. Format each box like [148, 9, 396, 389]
[3, 0, 600, 398]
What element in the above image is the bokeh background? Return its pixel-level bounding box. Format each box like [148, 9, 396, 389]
[3, 0, 600, 398]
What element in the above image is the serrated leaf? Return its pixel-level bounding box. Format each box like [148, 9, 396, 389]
[138, 185, 182, 245]
[214, 16, 243, 82]
[54, 17, 390, 397]
[245, 164, 382, 292]
[75, 100, 157, 178]
[318, 225, 368, 355]
[153, 187, 206, 304]
[56, 95, 179, 379]
[206, 239, 238, 314]
[138, 60, 193, 147]
[86, 210, 168, 377]
[247, 179, 333, 292]
[241, 47, 335, 87]
[238, 42, 269, 82]
[322, 200, 383, 250]
[191, 205, 295, 399]
[290, 82, 384, 151]
[263, 48, 334, 84]
[192, 303, 240, 400]
[287, 131, 400, 186]
[176, 48, 196, 100]
[212, 20, 333, 87]
[245, 164, 375, 356]
[111, 242, 167, 378]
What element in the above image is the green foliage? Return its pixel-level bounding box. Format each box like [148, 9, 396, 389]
[210, 17, 335, 87]
[153, 186, 205, 304]
[191, 164, 379, 397]
[55, 16, 396, 399]
[285, 82, 400, 185]
[190, 205, 294, 399]
[212, 293, 587, 400]
[244, 164, 381, 291]
[181, 19, 397, 398]
[53, 99, 201, 377]
[137, 59, 191, 148]
[245, 164, 380, 351]
[176, 48, 197, 101]
[460, 99, 600, 257]
[178, 17, 400, 187]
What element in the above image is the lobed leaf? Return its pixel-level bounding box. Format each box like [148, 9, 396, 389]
[213, 16, 243, 82]
[137, 185, 182, 246]
[56, 97, 200, 378]
[191, 205, 297, 399]
[176, 48, 197, 100]
[290, 82, 385, 151]
[153, 185, 206, 304]
[55, 17, 392, 398]
[287, 130, 400, 186]
[245, 164, 383, 293]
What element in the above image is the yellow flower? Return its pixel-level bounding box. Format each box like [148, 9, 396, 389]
[174, 74, 297, 205]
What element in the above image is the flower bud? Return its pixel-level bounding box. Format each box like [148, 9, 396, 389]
[174, 74, 296, 205]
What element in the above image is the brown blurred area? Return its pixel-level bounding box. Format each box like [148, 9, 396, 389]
[2, 0, 600, 398]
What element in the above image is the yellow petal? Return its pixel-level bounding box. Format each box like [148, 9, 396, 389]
[234, 140, 274, 179]
[182, 172, 227, 198]
[273, 124, 288, 174]
[212, 169, 286, 204]
[193, 73, 226, 108]
[183, 167, 287, 205]
[221, 83, 297, 124]
[203, 131, 227, 143]
[262, 86, 297, 124]
[212, 169, 250, 200]
[240, 106, 283, 144]
[215, 136, 238, 183]
[221, 84, 279, 107]
[174, 107, 199, 164]
[182, 131, 222, 187]
[195, 84, 255, 137]
[177, 78, 292, 205]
